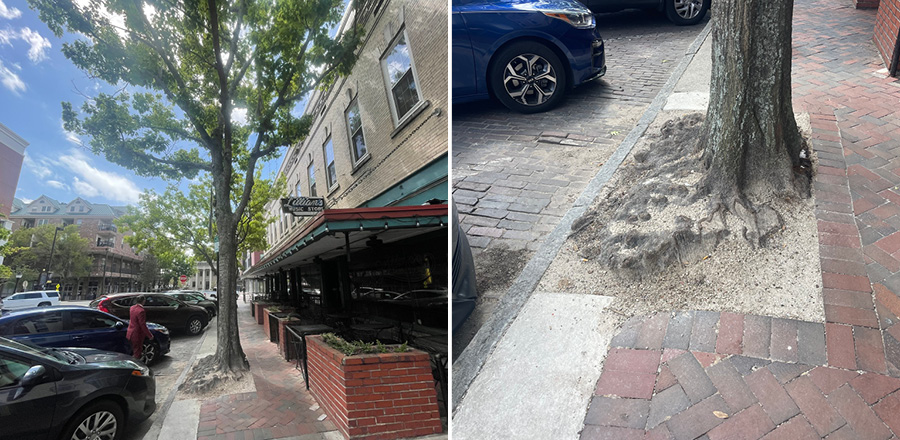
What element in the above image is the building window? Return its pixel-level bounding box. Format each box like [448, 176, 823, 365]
[296, 182, 302, 197]
[37, 219, 48, 226]
[323, 138, 337, 190]
[345, 99, 368, 165]
[76, 219, 83, 225]
[381, 30, 422, 124]
[79, 206, 84, 212]
[307, 162, 317, 197]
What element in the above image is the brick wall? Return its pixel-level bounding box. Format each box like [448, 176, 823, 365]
[266, 0, 449, 251]
[307, 335, 442, 440]
[875, 0, 900, 72]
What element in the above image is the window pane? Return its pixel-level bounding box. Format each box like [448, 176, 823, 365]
[392, 69, 419, 119]
[12, 312, 64, 335]
[385, 34, 412, 87]
[0, 355, 31, 387]
[324, 139, 336, 188]
[308, 164, 317, 197]
[346, 101, 367, 162]
[296, 183, 302, 197]
[71, 311, 117, 330]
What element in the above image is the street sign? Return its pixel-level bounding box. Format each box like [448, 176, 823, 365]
[179, 275, 188, 284]
[281, 197, 325, 216]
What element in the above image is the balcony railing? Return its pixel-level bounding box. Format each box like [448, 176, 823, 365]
[98, 224, 118, 233]
[96, 240, 115, 247]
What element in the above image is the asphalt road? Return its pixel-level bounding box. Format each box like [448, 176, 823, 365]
[64, 300, 211, 440]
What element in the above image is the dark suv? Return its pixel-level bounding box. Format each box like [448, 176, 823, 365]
[0, 336, 155, 439]
[97, 293, 209, 336]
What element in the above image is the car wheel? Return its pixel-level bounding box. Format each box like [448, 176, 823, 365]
[141, 340, 160, 365]
[186, 316, 204, 335]
[61, 400, 123, 440]
[665, 0, 710, 25]
[490, 41, 567, 114]
[37, 302, 50, 307]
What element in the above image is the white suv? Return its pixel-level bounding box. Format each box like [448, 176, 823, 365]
[0, 290, 60, 314]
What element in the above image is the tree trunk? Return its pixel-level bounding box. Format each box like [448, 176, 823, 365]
[701, 0, 803, 201]
[212, 152, 250, 373]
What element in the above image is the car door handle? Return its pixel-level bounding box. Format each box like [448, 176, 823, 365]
[71, 335, 85, 340]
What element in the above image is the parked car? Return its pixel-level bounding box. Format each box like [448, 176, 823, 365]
[453, 0, 606, 113]
[580, 0, 710, 26]
[0, 306, 171, 365]
[0, 290, 60, 314]
[165, 291, 218, 317]
[95, 293, 209, 336]
[452, 204, 478, 332]
[0, 336, 155, 440]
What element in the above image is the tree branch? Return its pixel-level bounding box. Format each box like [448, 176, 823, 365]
[133, 150, 212, 172]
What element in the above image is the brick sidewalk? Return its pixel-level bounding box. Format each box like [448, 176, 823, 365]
[197, 303, 337, 440]
[580, 0, 900, 438]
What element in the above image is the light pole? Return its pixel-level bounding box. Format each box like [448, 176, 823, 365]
[14, 272, 22, 293]
[42, 226, 64, 289]
[100, 248, 110, 298]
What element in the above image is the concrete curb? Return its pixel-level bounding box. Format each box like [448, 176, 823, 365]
[144, 325, 211, 439]
[451, 21, 713, 411]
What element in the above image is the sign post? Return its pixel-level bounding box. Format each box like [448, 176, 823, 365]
[281, 197, 325, 216]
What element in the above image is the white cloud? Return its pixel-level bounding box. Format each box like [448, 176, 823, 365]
[0, 1, 21, 19]
[19, 28, 51, 62]
[23, 154, 52, 179]
[18, 196, 33, 203]
[72, 177, 99, 197]
[0, 27, 51, 63]
[0, 59, 24, 94]
[47, 180, 69, 190]
[59, 150, 142, 203]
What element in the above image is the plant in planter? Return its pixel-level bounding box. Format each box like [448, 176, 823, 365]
[321, 333, 409, 356]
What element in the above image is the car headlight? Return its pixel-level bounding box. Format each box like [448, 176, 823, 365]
[126, 360, 151, 376]
[543, 10, 595, 29]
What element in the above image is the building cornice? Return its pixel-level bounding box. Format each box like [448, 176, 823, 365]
[0, 122, 29, 156]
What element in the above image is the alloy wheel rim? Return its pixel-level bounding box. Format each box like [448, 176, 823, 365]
[190, 319, 202, 334]
[674, 0, 703, 19]
[141, 342, 155, 364]
[502, 53, 558, 107]
[71, 410, 117, 440]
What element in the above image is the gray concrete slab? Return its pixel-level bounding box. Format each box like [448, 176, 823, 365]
[451, 292, 616, 440]
[158, 399, 200, 439]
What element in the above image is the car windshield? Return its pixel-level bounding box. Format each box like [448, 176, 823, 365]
[0, 337, 67, 365]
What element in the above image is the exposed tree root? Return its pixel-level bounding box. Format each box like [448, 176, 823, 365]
[571, 113, 810, 277]
[179, 354, 249, 396]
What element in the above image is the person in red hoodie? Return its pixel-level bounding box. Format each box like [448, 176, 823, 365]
[127, 295, 153, 361]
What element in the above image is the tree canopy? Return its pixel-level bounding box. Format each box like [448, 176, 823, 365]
[2, 224, 92, 287]
[27, 0, 364, 374]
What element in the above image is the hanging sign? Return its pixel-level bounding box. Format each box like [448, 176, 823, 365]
[281, 197, 325, 216]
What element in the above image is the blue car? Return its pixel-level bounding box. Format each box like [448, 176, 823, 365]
[453, 0, 606, 113]
[0, 306, 171, 365]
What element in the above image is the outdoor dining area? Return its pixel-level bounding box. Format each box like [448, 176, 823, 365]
[246, 241, 448, 439]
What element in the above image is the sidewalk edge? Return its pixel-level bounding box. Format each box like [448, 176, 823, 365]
[450, 21, 713, 412]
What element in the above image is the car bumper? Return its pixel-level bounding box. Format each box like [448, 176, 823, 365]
[124, 375, 156, 424]
[566, 27, 607, 87]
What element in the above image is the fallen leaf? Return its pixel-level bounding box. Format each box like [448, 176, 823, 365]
[702, 255, 710, 261]
[713, 411, 729, 419]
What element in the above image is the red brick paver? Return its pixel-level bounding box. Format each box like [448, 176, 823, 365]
[196, 302, 337, 440]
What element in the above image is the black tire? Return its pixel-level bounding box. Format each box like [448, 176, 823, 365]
[206, 307, 216, 317]
[186, 316, 205, 336]
[490, 41, 567, 114]
[141, 340, 160, 365]
[665, 0, 710, 25]
[60, 399, 124, 440]
[37, 302, 51, 307]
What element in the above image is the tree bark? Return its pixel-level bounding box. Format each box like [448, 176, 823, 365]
[212, 146, 250, 373]
[701, 0, 803, 201]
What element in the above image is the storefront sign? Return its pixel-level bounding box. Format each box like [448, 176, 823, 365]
[281, 197, 325, 216]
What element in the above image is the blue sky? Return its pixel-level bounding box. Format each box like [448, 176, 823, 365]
[0, 0, 283, 207]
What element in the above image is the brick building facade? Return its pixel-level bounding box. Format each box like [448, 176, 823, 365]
[0, 123, 28, 267]
[9, 196, 143, 298]
[874, 0, 900, 76]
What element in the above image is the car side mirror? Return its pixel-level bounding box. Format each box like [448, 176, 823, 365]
[115, 321, 125, 330]
[20, 365, 46, 387]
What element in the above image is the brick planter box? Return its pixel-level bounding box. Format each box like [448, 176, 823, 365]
[254, 302, 272, 325]
[306, 335, 442, 440]
[276, 315, 301, 358]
